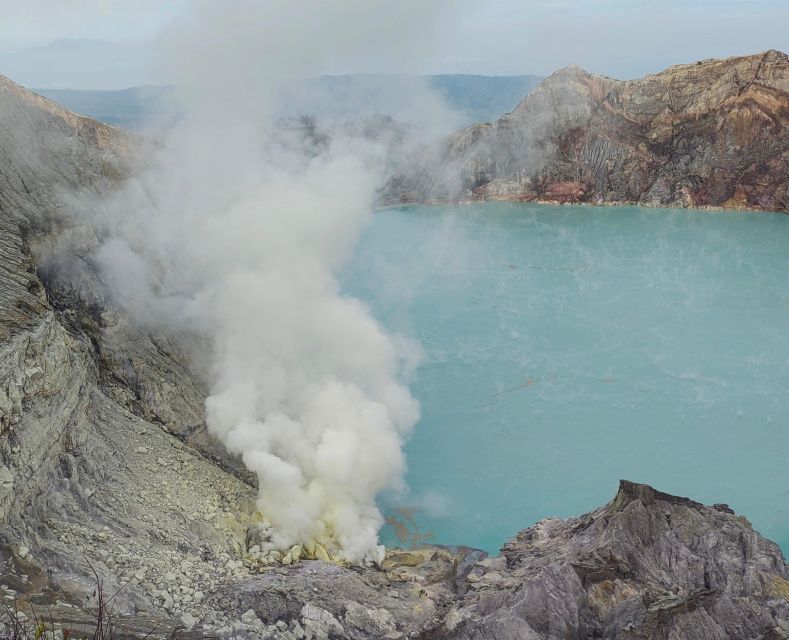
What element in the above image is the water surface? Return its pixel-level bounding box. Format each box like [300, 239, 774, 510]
[343, 203, 789, 554]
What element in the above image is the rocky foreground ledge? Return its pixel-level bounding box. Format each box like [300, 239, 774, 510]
[3, 481, 787, 639]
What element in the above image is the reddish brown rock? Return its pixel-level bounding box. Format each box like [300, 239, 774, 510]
[388, 50, 789, 213]
[540, 180, 587, 203]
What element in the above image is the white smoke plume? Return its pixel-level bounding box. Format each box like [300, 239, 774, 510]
[89, 0, 455, 563]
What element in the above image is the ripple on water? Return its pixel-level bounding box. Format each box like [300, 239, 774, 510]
[342, 203, 789, 554]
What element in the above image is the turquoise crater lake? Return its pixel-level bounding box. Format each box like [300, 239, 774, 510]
[343, 203, 789, 555]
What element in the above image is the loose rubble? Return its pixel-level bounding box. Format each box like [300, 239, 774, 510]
[0, 60, 787, 640]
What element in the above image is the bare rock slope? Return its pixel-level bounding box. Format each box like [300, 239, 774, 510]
[389, 50, 789, 213]
[0, 73, 787, 639]
[440, 481, 789, 640]
[0, 74, 261, 632]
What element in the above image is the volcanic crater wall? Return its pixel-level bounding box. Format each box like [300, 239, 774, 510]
[388, 49, 789, 213]
[0, 60, 787, 639]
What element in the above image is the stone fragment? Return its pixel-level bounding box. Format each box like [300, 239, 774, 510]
[180, 612, 197, 629]
[343, 602, 397, 637]
[240, 609, 260, 626]
[301, 603, 343, 640]
[290, 620, 305, 639]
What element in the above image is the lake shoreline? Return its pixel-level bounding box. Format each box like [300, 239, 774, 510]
[378, 196, 789, 215]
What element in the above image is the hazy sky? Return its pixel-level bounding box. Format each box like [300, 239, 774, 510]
[0, 0, 787, 80]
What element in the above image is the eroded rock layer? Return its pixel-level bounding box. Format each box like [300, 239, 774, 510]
[388, 50, 789, 213]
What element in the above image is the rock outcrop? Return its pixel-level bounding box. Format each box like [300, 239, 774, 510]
[0, 73, 261, 631]
[0, 71, 787, 639]
[439, 480, 789, 639]
[387, 50, 789, 213]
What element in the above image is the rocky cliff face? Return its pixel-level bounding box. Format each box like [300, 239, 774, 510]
[0, 74, 787, 639]
[387, 50, 789, 213]
[440, 481, 789, 640]
[0, 74, 261, 632]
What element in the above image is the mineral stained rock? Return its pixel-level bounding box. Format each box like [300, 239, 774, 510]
[388, 49, 789, 213]
[0, 66, 787, 639]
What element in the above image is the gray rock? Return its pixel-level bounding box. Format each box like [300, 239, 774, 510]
[301, 603, 344, 640]
[290, 619, 306, 639]
[180, 612, 197, 629]
[0, 63, 786, 640]
[343, 601, 397, 638]
[439, 480, 789, 640]
[240, 608, 261, 626]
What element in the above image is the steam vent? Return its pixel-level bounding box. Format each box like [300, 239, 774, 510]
[0, 7, 787, 637]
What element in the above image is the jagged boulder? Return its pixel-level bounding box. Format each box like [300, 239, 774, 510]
[438, 480, 789, 640]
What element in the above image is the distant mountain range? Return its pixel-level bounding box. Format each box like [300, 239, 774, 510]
[0, 39, 153, 90]
[0, 38, 542, 130]
[33, 85, 175, 130]
[292, 74, 545, 127]
[33, 74, 544, 131]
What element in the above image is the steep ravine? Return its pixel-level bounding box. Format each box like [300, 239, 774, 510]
[0, 70, 787, 639]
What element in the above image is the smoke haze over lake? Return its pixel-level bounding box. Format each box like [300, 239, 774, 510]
[344, 203, 789, 554]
